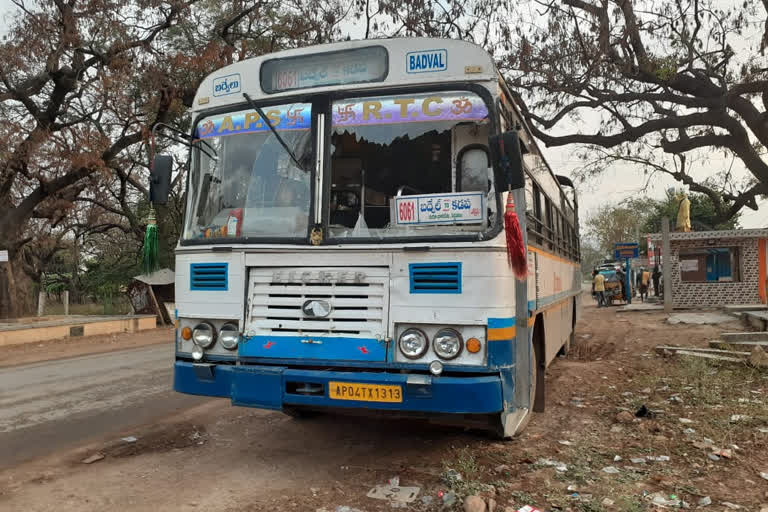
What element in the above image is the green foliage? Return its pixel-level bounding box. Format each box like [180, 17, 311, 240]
[580, 242, 606, 278]
[79, 247, 141, 301]
[585, 197, 650, 256]
[642, 190, 740, 233]
[586, 191, 740, 258]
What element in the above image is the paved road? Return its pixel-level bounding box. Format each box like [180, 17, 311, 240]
[0, 344, 208, 469]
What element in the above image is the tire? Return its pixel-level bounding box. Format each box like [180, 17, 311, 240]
[559, 300, 577, 357]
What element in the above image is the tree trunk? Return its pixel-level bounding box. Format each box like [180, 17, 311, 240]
[0, 254, 36, 319]
[0, 261, 17, 319]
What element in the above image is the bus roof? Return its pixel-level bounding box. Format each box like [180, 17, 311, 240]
[192, 38, 498, 112]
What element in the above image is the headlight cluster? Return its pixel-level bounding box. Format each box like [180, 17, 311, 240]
[398, 327, 468, 361]
[182, 322, 240, 359]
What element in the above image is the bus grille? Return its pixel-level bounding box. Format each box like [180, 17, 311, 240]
[245, 267, 389, 338]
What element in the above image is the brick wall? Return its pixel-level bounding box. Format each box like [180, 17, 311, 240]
[670, 237, 763, 307]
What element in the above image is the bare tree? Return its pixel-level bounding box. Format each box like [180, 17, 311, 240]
[499, 0, 768, 226]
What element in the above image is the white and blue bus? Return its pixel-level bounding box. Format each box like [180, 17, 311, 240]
[150, 38, 581, 437]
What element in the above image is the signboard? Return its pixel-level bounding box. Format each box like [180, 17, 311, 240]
[614, 242, 639, 259]
[260, 46, 388, 94]
[406, 49, 448, 73]
[680, 259, 698, 272]
[0, 250, 7, 262]
[332, 92, 488, 128]
[394, 192, 485, 225]
[195, 103, 312, 139]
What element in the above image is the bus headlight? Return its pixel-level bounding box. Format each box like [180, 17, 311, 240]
[399, 328, 428, 359]
[219, 323, 239, 350]
[433, 328, 463, 360]
[192, 322, 215, 348]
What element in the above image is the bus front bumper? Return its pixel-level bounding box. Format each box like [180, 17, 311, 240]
[174, 361, 503, 414]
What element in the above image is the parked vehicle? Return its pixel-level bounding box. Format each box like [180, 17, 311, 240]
[599, 270, 631, 306]
[150, 38, 582, 439]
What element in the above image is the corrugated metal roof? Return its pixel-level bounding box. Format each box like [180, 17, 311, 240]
[648, 228, 768, 241]
[133, 268, 175, 285]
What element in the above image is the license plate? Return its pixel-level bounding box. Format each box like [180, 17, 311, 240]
[328, 382, 403, 403]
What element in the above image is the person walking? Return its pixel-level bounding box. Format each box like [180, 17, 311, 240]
[616, 266, 626, 302]
[652, 266, 661, 296]
[639, 267, 650, 302]
[593, 271, 606, 307]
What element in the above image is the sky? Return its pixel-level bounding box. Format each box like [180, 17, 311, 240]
[0, 1, 764, 230]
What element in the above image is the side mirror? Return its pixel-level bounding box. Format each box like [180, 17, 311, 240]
[149, 154, 172, 205]
[489, 131, 525, 190]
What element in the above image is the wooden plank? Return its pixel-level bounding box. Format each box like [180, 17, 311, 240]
[655, 345, 750, 357]
[672, 351, 746, 363]
[147, 284, 165, 326]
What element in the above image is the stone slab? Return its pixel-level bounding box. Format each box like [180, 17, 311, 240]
[721, 332, 768, 342]
[710, 340, 768, 349]
[744, 311, 768, 330]
[617, 303, 665, 313]
[723, 304, 768, 312]
[667, 312, 737, 325]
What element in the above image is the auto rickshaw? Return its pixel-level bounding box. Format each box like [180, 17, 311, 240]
[600, 269, 632, 306]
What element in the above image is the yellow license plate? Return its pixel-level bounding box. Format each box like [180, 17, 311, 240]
[328, 382, 403, 403]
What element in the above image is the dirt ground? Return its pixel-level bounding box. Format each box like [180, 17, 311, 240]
[1, 298, 767, 512]
[0, 327, 172, 368]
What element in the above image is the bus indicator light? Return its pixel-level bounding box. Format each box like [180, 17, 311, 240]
[466, 338, 481, 353]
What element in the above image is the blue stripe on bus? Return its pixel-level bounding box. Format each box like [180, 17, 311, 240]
[488, 317, 515, 328]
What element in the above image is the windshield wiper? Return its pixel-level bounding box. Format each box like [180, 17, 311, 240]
[153, 122, 218, 161]
[242, 93, 304, 171]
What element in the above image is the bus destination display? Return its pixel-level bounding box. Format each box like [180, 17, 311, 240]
[261, 46, 388, 94]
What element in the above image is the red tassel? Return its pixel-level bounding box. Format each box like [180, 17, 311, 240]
[504, 194, 528, 280]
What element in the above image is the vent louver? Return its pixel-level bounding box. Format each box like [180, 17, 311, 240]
[409, 262, 462, 294]
[190, 263, 228, 291]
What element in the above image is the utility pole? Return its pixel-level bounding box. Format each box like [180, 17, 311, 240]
[662, 217, 672, 313]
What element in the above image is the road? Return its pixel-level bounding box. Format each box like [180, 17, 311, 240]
[0, 344, 208, 469]
[1, 304, 761, 512]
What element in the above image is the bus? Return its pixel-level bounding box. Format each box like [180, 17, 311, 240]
[149, 38, 581, 438]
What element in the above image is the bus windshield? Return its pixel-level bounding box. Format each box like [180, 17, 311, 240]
[328, 91, 495, 239]
[183, 91, 496, 242]
[184, 102, 313, 240]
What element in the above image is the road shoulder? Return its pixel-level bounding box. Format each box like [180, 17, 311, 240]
[0, 327, 173, 368]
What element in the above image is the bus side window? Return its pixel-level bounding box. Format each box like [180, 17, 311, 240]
[534, 186, 543, 245]
[544, 197, 553, 250]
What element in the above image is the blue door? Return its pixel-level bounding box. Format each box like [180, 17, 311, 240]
[706, 249, 731, 281]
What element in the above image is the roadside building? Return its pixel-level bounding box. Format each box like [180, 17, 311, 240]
[648, 228, 768, 308]
[127, 268, 175, 325]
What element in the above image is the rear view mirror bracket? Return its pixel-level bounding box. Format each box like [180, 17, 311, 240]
[149, 154, 173, 205]
[489, 131, 525, 191]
